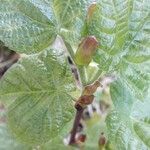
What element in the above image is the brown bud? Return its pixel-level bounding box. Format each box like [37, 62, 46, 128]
[99, 132, 106, 147]
[75, 36, 98, 66]
[77, 134, 86, 143]
[75, 95, 94, 108]
[83, 80, 101, 95]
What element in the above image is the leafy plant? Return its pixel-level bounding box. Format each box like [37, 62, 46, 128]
[0, 0, 149, 149]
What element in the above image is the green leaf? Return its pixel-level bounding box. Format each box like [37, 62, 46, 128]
[0, 48, 77, 145]
[0, 0, 88, 54]
[40, 119, 75, 150]
[59, 0, 90, 50]
[0, 124, 32, 150]
[86, 0, 150, 100]
[0, 0, 57, 53]
[40, 120, 74, 150]
[106, 79, 150, 149]
[0, 103, 31, 150]
[133, 120, 150, 147]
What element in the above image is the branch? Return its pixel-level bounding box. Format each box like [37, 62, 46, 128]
[69, 104, 84, 144]
[69, 81, 101, 145]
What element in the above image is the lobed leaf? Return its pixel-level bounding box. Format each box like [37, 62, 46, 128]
[106, 79, 150, 149]
[0, 47, 77, 145]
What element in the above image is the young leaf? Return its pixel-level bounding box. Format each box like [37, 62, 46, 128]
[86, 0, 150, 100]
[74, 36, 98, 66]
[0, 48, 78, 145]
[106, 79, 150, 149]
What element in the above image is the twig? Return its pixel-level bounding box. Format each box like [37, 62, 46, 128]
[69, 81, 101, 145]
[69, 104, 84, 144]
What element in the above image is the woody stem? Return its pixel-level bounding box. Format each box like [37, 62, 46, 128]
[69, 104, 84, 144]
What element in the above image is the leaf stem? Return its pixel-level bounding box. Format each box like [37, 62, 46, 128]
[78, 66, 87, 86]
[62, 38, 75, 60]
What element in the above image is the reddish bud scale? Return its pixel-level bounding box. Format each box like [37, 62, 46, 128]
[99, 133, 106, 147]
[77, 134, 86, 143]
[75, 36, 98, 66]
[75, 95, 94, 108]
[83, 80, 101, 95]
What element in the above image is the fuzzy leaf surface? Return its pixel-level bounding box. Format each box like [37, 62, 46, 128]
[84, 0, 150, 99]
[0, 48, 77, 145]
[106, 80, 150, 149]
[0, 0, 88, 53]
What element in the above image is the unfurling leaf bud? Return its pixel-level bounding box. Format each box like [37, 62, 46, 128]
[87, 3, 97, 22]
[75, 36, 98, 66]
